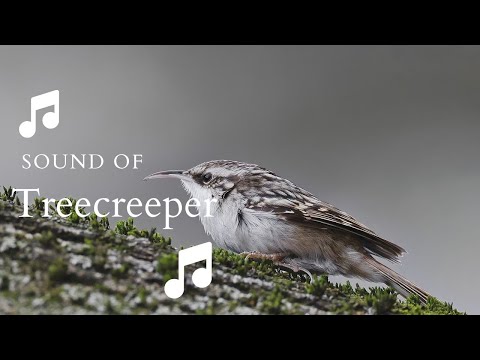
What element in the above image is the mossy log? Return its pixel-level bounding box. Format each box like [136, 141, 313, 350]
[0, 197, 461, 315]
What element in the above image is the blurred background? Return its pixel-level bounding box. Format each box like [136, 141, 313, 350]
[0, 45, 478, 313]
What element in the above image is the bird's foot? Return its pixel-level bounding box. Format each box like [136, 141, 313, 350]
[278, 262, 314, 283]
[240, 251, 287, 263]
[240, 252, 314, 283]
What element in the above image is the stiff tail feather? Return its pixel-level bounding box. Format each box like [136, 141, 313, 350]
[365, 257, 430, 304]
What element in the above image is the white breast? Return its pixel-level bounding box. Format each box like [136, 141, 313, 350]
[181, 180, 295, 254]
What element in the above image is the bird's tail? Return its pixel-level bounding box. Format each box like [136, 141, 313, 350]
[365, 257, 430, 304]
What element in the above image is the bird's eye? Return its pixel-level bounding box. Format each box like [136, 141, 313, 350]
[202, 172, 213, 184]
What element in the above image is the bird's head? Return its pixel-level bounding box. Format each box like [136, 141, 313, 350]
[144, 160, 270, 202]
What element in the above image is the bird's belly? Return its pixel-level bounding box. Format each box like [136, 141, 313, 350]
[201, 207, 296, 254]
[197, 199, 363, 278]
[199, 202, 348, 261]
[234, 219, 295, 254]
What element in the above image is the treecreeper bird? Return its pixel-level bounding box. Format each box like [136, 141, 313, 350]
[145, 160, 430, 303]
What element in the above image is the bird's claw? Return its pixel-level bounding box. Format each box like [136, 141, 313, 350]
[278, 262, 314, 283]
[239, 252, 313, 283]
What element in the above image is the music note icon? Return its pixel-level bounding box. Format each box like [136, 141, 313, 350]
[19, 90, 60, 138]
[164, 242, 213, 299]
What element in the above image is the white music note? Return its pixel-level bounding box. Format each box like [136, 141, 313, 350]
[164, 242, 213, 299]
[19, 90, 60, 138]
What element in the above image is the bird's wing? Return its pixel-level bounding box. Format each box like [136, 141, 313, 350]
[244, 196, 405, 262]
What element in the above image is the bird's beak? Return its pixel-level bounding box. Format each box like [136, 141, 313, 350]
[143, 170, 191, 182]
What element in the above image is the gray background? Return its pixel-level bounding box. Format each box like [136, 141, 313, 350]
[0, 45, 478, 313]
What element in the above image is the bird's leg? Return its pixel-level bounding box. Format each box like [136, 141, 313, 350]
[240, 251, 287, 262]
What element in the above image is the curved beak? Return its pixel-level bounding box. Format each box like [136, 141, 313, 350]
[143, 170, 191, 182]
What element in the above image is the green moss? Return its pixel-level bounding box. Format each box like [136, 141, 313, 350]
[105, 298, 119, 314]
[82, 238, 95, 255]
[364, 287, 398, 314]
[213, 248, 248, 269]
[0, 186, 17, 202]
[0, 188, 464, 315]
[213, 248, 277, 279]
[260, 286, 286, 315]
[196, 301, 217, 315]
[305, 274, 463, 315]
[305, 275, 329, 297]
[88, 213, 100, 229]
[38, 231, 57, 249]
[156, 253, 178, 282]
[94, 283, 116, 295]
[115, 218, 137, 236]
[138, 287, 148, 305]
[213, 249, 310, 285]
[45, 286, 64, 303]
[80, 237, 110, 272]
[112, 263, 131, 279]
[333, 298, 366, 315]
[68, 210, 81, 224]
[335, 281, 355, 296]
[213, 249, 455, 315]
[100, 217, 110, 230]
[114, 218, 170, 248]
[0, 275, 9, 291]
[148, 229, 171, 248]
[394, 295, 463, 315]
[48, 258, 69, 284]
[87, 213, 110, 231]
[32, 197, 46, 215]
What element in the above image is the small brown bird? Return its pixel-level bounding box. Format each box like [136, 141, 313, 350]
[145, 160, 430, 303]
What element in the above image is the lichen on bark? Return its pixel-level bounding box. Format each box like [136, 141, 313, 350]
[0, 191, 462, 315]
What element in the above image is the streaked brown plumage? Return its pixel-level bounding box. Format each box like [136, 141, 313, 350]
[145, 160, 430, 303]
